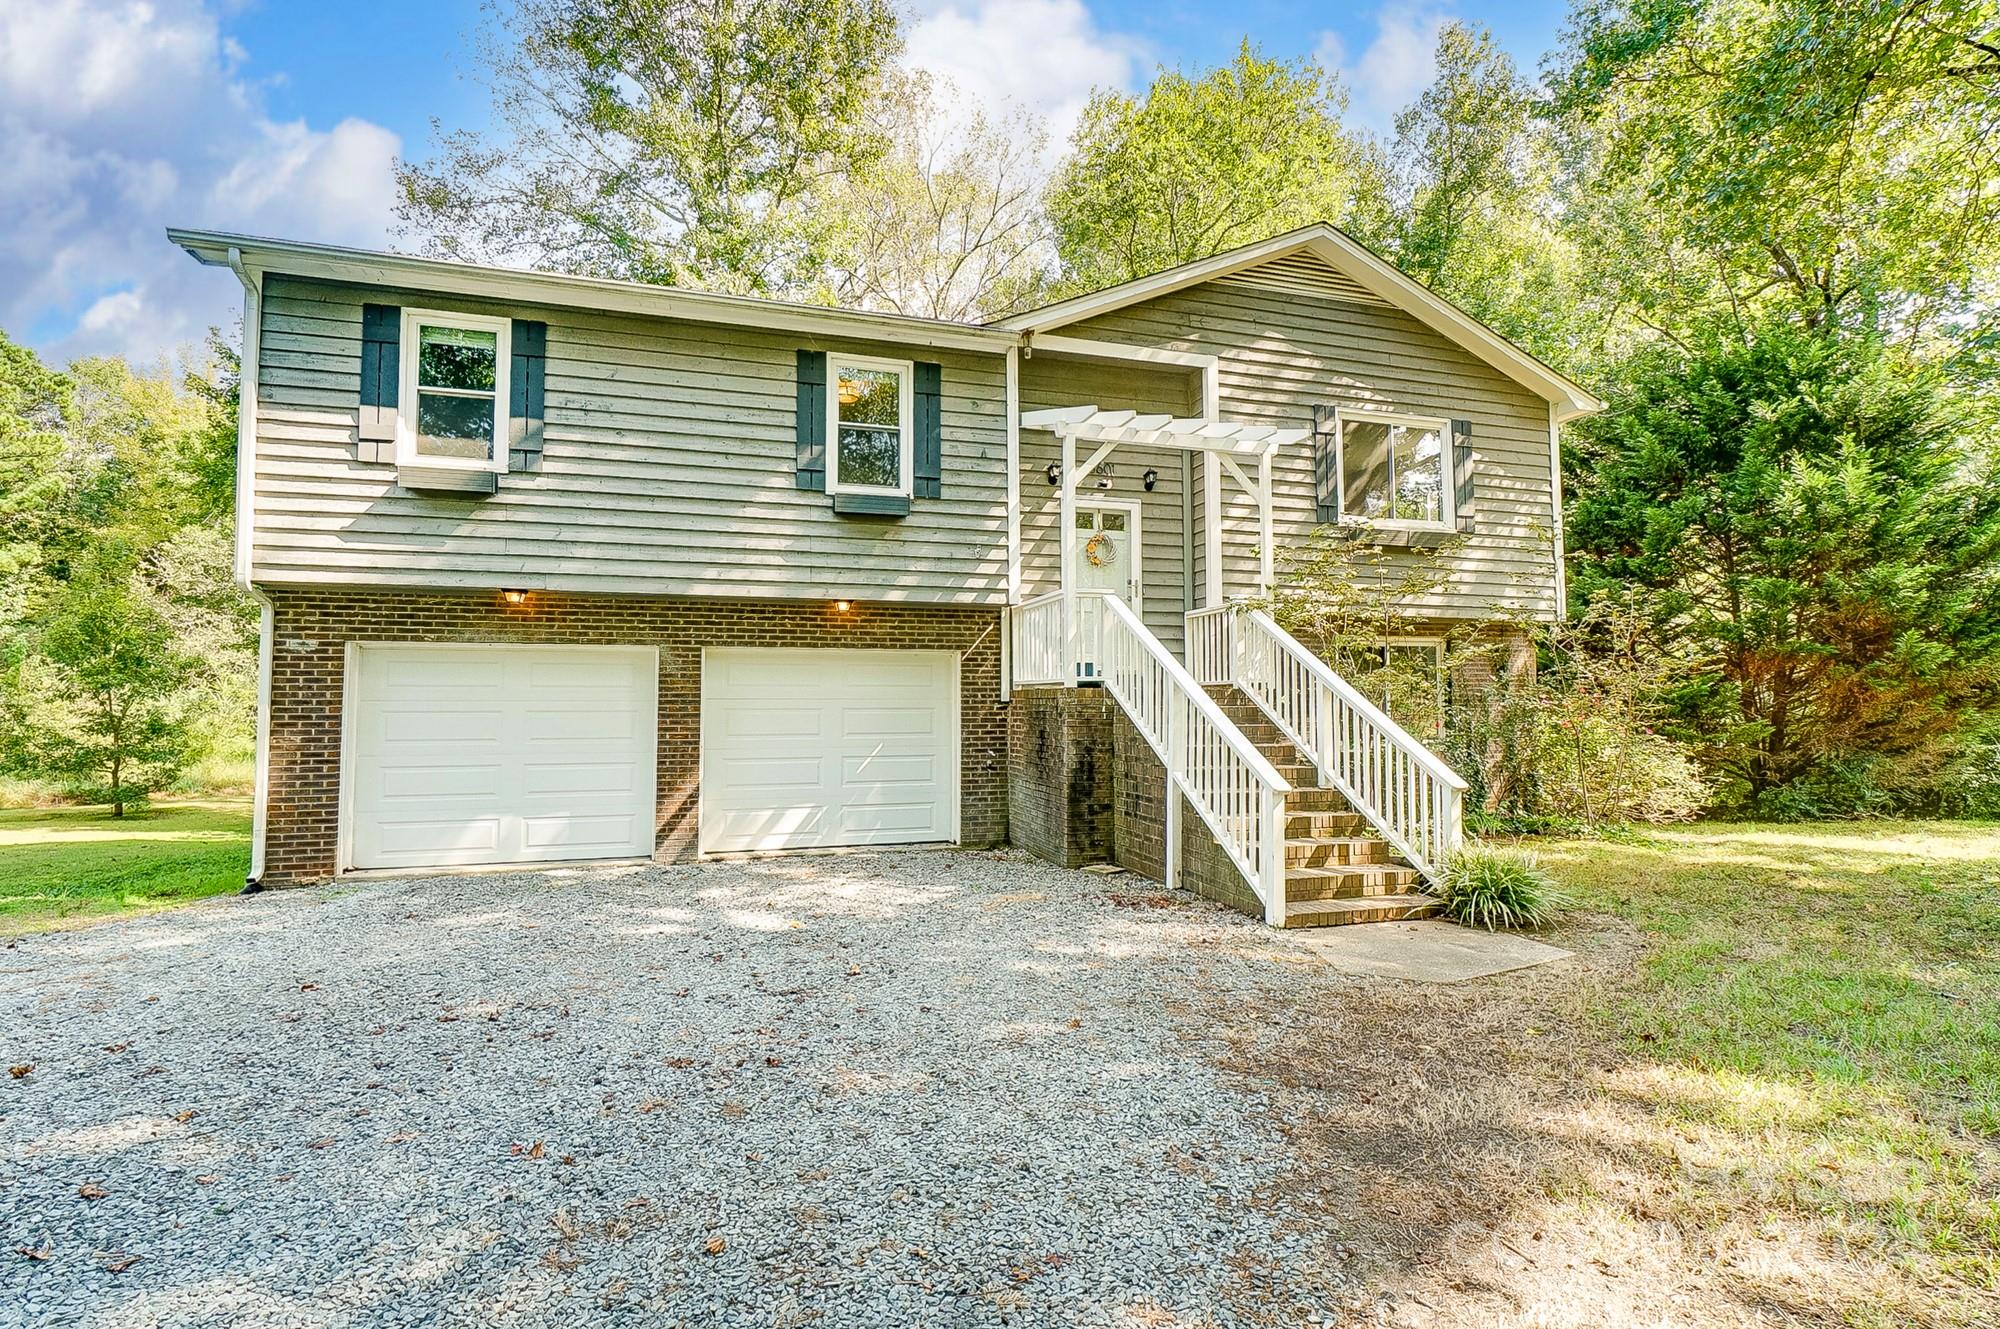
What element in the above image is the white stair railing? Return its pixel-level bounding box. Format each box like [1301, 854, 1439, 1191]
[1010, 590, 1293, 925]
[1190, 604, 1467, 883]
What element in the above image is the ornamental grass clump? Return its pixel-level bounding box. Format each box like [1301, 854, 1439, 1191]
[1435, 848, 1565, 931]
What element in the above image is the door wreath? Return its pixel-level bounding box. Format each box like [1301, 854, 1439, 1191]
[1083, 530, 1117, 566]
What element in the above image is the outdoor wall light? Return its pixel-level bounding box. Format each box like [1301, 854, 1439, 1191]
[1143, 468, 1159, 491]
[1045, 463, 1061, 486]
[834, 599, 853, 613]
[501, 589, 529, 607]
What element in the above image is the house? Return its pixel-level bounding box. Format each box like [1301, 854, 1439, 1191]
[171, 223, 1599, 928]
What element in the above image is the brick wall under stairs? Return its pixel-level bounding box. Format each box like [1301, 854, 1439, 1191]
[1209, 687, 1441, 928]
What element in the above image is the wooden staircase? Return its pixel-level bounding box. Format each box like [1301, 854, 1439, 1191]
[1211, 687, 1441, 927]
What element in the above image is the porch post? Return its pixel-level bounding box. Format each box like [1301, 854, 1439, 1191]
[1059, 428, 1077, 687]
[1258, 448, 1275, 594]
[1204, 452, 1222, 607]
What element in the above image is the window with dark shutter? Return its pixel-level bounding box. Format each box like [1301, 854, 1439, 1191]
[1450, 418, 1475, 531]
[914, 361, 942, 499]
[509, 319, 547, 470]
[1312, 404, 1339, 523]
[796, 349, 827, 492]
[357, 304, 400, 458]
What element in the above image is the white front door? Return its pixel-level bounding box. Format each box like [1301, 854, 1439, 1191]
[1074, 502, 1140, 679]
[346, 644, 659, 871]
[700, 648, 959, 854]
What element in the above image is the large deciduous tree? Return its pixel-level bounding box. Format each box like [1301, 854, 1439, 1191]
[396, 0, 903, 296]
[1046, 43, 1378, 293]
[1552, 0, 2000, 354]
[816, 73, 1052, 320]
[1380, 22, 1587, 367]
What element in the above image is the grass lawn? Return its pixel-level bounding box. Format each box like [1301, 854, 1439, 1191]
[1241, 819, 2000, 1328]
[0, 798, 252, 936]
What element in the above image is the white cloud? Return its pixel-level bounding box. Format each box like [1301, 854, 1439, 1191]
[903, 0, 1148, 150]
[1319, 3, 1453, 139]
[0, 0, 401, 365]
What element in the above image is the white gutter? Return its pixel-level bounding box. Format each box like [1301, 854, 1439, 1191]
[226, 246, 273, 888]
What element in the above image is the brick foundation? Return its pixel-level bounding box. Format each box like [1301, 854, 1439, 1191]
[1007, 685, 1262, 919]
[260, 587, 1007, 884]
[1003, 686, 1114, 867]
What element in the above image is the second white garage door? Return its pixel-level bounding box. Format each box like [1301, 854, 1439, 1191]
[700, 649, 959, 854]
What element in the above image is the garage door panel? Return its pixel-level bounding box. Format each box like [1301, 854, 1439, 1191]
[841, 753, 936, 785]
[520, 761, 645, 796]
[370, 653, 507, 693]
[348, 644, 657, 871]
[371, 816, 504, 860]
[718, 706, 827, 739]
[378, 764, 505, 800]
[520, 811, 646, 853]
[702, 649, 956, 854]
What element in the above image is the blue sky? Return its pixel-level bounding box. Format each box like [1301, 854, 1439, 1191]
[1, 0, 1572, 366]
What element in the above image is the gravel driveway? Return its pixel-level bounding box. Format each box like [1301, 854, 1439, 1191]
[2, 851, 1364, 1328]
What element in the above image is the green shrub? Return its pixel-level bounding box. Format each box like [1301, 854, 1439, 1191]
[1435, 848, 1565, 930]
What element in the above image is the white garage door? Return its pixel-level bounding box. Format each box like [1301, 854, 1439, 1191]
[346, 644, 657, 871]
[700, 649, 958, 854]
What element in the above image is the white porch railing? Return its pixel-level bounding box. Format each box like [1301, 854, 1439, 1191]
[1188, 603, 1467, 883]
[1010, 590, 1293, 924]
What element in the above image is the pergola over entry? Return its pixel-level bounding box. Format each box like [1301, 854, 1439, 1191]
[1019, 405, 1312, 607]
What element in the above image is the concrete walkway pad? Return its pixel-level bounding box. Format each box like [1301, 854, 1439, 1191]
[1290, 918, 1572, 982]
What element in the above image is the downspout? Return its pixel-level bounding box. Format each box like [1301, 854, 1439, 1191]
[226, 246, 273, 891]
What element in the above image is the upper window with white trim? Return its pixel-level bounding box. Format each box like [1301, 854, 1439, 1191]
[1338, 411, 1451, 529]
[398, 309, 512, 472]
[828, 355, 912, 496]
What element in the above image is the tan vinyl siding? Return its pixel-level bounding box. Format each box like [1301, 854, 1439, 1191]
[251, 276, 1010, 604]
[1058, 270, 1561, 621]
[1018, 355, 1199, 654]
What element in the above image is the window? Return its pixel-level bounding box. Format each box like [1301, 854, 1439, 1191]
[1352, 638, 1448, 734]
[828, 355, 912, 496]
[1338, 411, 1451, 528]
[398, 309, 511, 472]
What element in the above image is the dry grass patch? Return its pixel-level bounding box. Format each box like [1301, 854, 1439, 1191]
[1220, 822, 1999, 1328]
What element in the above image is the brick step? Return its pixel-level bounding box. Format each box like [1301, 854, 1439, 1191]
[1285, 835, 1390, 868]
[1285, 786, 1350, 813]
[1281, 892, 1441, 928]
[1286, 810, 1370, 838]
[1285, 863, 1422, 901]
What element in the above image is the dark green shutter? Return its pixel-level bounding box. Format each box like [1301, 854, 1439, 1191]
[358, 304, 400, 446]
[1312, 404, 1339, 523]
[796, 350, 827, 491]
[914, 361, 942, 499]
[509, 319, 547, 466]
[1451, 418, 1475, 529]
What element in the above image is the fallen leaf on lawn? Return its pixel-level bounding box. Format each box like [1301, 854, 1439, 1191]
[559, 1155, 576, 1166]
[172, 1110, 196, 1124]
[273, 1173, 294, 1183]
[103, 1043, 130, 1054]
[8, 1065, 31, 1079]
[384, 1130, 419, 1144]
[663, 1056, 696, 1068]
[14, 1244, 52, 1261]
[764, 1056, 783, 1067]
[77, 1184, 107, 1200]
[306, 1136, 335, 1149]
[638, 1098, 671, 1114]
[847, 965, 862, 976]
[298, 982, 319, 992]
[1066, 1018, 1082, 1030]
[96, 1251, 140, 1273]
[704, 1237, 726, 1255]
[508, 1140, 546, 1159]
[195, 1176, 218, 1186]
